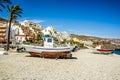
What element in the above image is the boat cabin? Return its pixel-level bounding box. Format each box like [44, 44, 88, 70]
[42, 36, 54, 48]
[95, 45, 101, 49]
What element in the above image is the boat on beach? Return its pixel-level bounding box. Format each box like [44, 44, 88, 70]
[96, 49, 112, 53]
[22, 36, 74, 58]
[24, 45, 73, 58]
[95, 45, 113, 53]
[23, 46, 73, 58]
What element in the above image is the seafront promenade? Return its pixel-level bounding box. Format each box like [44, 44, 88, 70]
[0, 48, 120, 80]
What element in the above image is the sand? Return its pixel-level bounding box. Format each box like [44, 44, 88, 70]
[0, 48, 120, 80]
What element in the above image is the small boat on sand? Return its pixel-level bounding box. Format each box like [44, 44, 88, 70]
[22, 36, 74, 58]
[96, 49, 112, 53]
[25, 46, 73, 58]
[95, 45, 112, 53]
[23, 46, 73, 58]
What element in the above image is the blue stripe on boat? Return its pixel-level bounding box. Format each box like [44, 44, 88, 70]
[33, 47, 70, 50]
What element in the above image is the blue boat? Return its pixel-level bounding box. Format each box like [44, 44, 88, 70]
[112, 49, 120, 55]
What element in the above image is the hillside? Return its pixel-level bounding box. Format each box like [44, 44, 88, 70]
[70, 34, 120, 41]
[70, 34, 120, 49]
[70, 34, 107, 41]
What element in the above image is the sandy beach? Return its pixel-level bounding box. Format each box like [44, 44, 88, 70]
[0, 48, 120, 80]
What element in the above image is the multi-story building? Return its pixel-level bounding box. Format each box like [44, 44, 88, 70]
[10, 24, 26, 43]
[0, 25, 6, 43]
[58, 31, 71, 41]
[21, 20, 43, 40]
[42, 27, 71, 42]
[80, 40, 93, 47]
[21, 20, 43, 32]
[0, 23, 26, 44]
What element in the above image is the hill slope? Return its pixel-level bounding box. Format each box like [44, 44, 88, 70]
[70, 34, 120, 49]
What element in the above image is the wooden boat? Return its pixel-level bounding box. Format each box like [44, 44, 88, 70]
[97, 49, 112, 53]
[28, 46, 72, 58]
[23, 44, 73, 58]
[95, 45, 112, 53]
[21, 36, 74, 58]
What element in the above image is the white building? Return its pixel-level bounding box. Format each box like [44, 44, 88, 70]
[42, 27, 71, 42]
[42, 26, 56, 36]
[5, 23, 26, 44]
[58, 31, 71, 41]
[15, 34, 26, 43]
[80, 40, 93, 47]
[21, 20, 43, 35]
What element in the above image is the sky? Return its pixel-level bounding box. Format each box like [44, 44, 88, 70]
[0, 0, 120, 38]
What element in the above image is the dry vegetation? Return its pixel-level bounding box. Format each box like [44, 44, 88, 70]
[70, 34, 120, 49]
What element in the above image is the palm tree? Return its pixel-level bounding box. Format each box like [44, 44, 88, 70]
[6, 5, 22, 51]
[0, 0, 12, 12]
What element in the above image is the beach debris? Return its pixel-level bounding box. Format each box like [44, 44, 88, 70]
[0, 51, 9, 55]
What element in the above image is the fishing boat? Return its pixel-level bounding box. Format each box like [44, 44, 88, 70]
[26, 46, 73, 58]
[22, 36, 74, 58]
[96, 49, 112, 53]
[95, 45, 112, 53]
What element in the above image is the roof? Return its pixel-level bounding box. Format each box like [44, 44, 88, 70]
[42, 36, 53, 38]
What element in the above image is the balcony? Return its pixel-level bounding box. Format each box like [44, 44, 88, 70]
[0, 34, 6, 37]
[0, 30, 6, 33]
[0, 26, 6, 29]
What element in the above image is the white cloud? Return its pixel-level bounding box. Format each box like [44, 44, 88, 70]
[30, 19, 45, 23]
[18, 18, 45, 24]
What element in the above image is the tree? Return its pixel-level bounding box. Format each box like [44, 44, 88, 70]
[6, 5, 22, 51]
[61, 39, 67, 44]
[36, 32, 42, 41]
[70, 39, 74, 45]
[0, 0, 12, 12]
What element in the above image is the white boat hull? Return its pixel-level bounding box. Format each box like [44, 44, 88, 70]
[22, 44, 74, 58]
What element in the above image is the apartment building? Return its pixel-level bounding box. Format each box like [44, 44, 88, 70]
[0, 25, 6, 43]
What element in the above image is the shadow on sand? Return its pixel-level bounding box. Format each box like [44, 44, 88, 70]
[92, 52, 112, 55]
[25, 55, 77, 59]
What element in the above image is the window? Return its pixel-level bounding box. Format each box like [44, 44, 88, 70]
[44, 38, 46, 41]
[47, 38, 52, 42]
